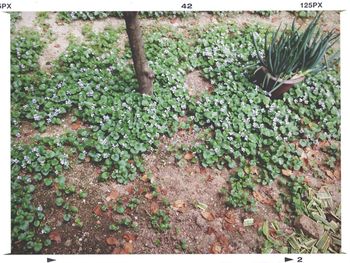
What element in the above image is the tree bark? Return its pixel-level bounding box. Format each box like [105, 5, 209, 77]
[123, 12, 154, 95]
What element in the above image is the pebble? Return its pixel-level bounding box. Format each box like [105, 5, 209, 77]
[64, 239, 72, 247]
[294, 214, 324, 239]
[195, 215, 207, 228]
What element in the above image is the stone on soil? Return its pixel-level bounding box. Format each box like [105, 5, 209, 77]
[294, 214, 324, 239]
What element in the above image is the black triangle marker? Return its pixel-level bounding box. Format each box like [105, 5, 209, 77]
[47, 258, 56, 262]
[285, 257, 293, 262]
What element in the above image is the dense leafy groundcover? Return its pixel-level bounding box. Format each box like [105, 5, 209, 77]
[11, 20, 340, 252]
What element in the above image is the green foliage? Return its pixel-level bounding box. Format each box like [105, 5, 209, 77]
[251, 11, 278, 17]
[11, 29, 45, 74]
[150, 210, 171, 232]
[279, 176, 310, 216]
[226, 168, 256, 210]
[10, 12, 22, 32]
[291, 11, 318, 19]
[252, 14, 339, 82]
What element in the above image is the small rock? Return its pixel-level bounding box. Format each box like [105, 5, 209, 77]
[294, 214, 324, 239]
[64, 239, 72, 247]
[195, 215, 207, 228]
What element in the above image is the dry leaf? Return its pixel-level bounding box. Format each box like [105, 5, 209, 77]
[251, 166, 259, 175]
[150, 202, 159, 214]
[206, 175, 214, 182]
[140, 174, 148, 182]
[223, 221, 235, 232]
[126, 185, 134, 195]
[49, 231, 61, 244]
[325, 170, 333, 178]
[184, 152, 194, 160]
[123, 242, 133, 254]
[253, 191, 274, 205]
[145, 193, 153, 200]
[334, 169, 340, 179]
[173, 200, 186, 212]
[201, 211, 215, 221]
[206, 226, 216, 235]
[106, 236, 119, 246]
[106, 190, 119, 202]
[210, 242, 222, 254]
[282, 169, 292, 177]
[224, 210, 235, 224]
[199, 167, 207, 175]
[123, 232, 137, 242]
[93, 205, 103, 216]
[71, 121, 81, 130]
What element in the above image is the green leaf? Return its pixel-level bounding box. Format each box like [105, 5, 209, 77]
[55, 197, 64, 207]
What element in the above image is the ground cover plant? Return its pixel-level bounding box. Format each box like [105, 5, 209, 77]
[11, 11, 340, 254]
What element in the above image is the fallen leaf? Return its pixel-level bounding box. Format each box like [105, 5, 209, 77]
[282, 169, 292, 177]
[210, 242, 222, 254]
[106, 236, 119, 246]
[160, 187, 168, 195]
[71, 121, 81, 130]
[49, 231, 61, 244]
[251, 166, 259, 175]
[223, 221, 235, 232]
[140, 174, 148, 182]
[199, 167, 207, 175]
[145, 193, 153, 200]
[123, 242, 133, 254]
[325, 170, 333, 178]
[123, 232, 137, 242]
[201, 211, 215, 221]
[184, 152, 194, 160]
[224, 210, 235, 224]
[54, 44, 61, 48]
[253, 217, 264, 229]
[106, 190, 119, 202]
[126, 185, 134, 195]
[173, 200, 186, 212]
[206, 174, 214, 182]
[206, 226, 216, 235]
[253, 191, 274, 205]
[334, 169, 340, 179]
[93, 205, 103, 216]
[217, 233, 229, 247]
[150, 202, 159, 214]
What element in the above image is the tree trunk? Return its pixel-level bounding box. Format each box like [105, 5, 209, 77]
[123, 12, 154, 95]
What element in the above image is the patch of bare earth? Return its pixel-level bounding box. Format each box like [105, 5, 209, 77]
[185, 70, 213, 97]
[14, 114, 87, 144]
[134, 129, 288, 253]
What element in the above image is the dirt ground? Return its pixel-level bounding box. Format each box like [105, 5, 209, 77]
[11, 11, 341, 254]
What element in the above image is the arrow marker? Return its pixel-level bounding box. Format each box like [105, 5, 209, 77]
[285, 257, 293, 262]
[47, 258, 56, 262]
